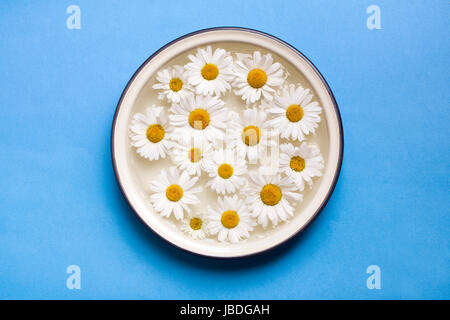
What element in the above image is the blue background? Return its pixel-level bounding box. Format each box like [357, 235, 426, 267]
[0, 0, 448, 299]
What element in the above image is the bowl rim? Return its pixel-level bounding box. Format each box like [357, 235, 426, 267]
[111, 26, 344, 259]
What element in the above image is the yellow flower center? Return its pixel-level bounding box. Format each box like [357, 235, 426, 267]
[286, 104, 304, 122]
[218, 163, 233, 179]
[188, 108, 210, 129]
[165, 184, 183, 202]
[146, 124, 165, 143]
[247, 68, 267, 88]
[190, 217, 202, 230]
[201, 63, 219, 80]
[290, 156, 305, 172]
[169, 77, 183, 92]
[241, 125, 260, 146]
[189, 148, 202, 163]
[260, 184, 282, 206]
[221, 210, 239, 229]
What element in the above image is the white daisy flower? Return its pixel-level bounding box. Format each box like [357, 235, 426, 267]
[152, 65, 193, 103]
[150, 167, 202, 220]
[181, 213, 207, 240]
[205, 149, 248, 195]
[232, 51, 286, 104]
[245, 172, 302, 228]
[185, 46, 234, 96]
[227, 107, 273, 163]
[170, 137, 214, 176]
[129, 106, 174, 161]
[279, 142, 324, 190]
[206, 195, 256, 243]
[266, 84, 322, 141]
[169, 94, 228, 143]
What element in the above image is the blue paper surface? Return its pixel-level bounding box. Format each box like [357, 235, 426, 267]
[0, 0, 448, 299]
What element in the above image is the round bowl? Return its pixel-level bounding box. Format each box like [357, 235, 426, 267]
[111, 27, 343, 258]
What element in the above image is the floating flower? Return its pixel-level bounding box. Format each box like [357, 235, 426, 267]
[227, 108, 273, 163]
[152, 65, 193, 103]
[206, 195, 256, 243]
[185, 46, 234, 96]
[150, 167, 202, 220]
[245, 172, 302, 228]
[266, 84, 322, 141]
[170, 138, 214, 176]
[279, 142, 324, 190]
[205, 149, 247, 195]
[232, 51, 285, 104]
[129, 106, 174, 160]
[169, 94, 228, 142]
[181, 213, 207, 240]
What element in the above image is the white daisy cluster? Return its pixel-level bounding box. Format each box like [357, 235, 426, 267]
[129, 46, 325, 243]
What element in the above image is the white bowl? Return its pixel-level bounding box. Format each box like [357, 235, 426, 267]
[111, 27, 343, 258]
